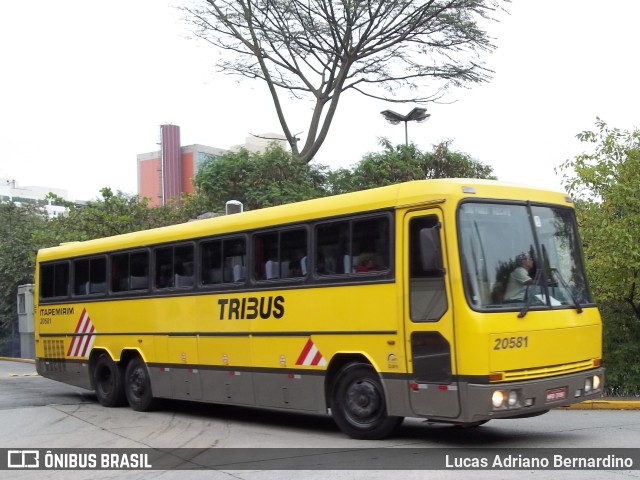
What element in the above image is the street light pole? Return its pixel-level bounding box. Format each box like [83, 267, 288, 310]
[380, 107, 431, 146]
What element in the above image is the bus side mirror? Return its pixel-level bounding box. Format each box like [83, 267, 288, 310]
[419, 226, 444, 274]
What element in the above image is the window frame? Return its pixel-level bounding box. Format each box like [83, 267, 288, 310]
[72, 255, 108, 297]
[110, 249, 151, 295]
[39, 261, 71, 301]
[153, 242, 196, 291]
[313, 212, 393, 280]
[198, 234, 248, 288]
[253, 226, 309, 282]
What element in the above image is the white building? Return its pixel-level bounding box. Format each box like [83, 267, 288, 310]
[231, 133, 289, 153]
[0, 178, 69, 217]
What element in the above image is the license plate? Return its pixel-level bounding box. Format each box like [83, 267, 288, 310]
[546, 387, 567, 402]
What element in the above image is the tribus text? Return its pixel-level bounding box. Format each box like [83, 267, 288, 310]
[218, 296, 285, 320]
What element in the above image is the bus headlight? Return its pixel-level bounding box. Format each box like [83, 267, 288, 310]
[593, 375, 601, 390]
[508, 390, 519, 407]
[584, 378, 593, 393]
[492, 390, 506, 409]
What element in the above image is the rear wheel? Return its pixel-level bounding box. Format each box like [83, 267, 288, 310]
[124, 356, 156, 411]
[93, 353, 126, 407]
[330, 362, 403, 439]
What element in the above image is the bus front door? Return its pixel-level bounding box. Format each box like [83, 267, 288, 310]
[404, 210, 460, 419]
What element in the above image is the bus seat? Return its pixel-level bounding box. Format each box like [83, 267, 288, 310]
[89, 281, 106, 294]
[175, 274, 194, 288]
[77, 281, 89, 295]
[265, 260, 279, 279]
[280, 261, 290, 278]
[130, 275, 148, 290]
[300, 256, 308, 275]
[208, 268, 222, 283]
[343, 255, 352, 274]
[233, 264, 246, 282]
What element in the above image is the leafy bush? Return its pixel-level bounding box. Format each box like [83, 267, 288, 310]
[600, 301, 640, 396]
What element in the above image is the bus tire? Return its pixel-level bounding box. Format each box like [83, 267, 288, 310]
[124, 356, 156, 411]
[330, 362, 403, 439]
[93, 353, 126, 407]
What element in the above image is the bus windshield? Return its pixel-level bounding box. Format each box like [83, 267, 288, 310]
[458, 202, 594, 311]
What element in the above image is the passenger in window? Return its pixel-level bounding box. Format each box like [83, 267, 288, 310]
[504, 253, 534, 302]
[355, 253, 379, 273]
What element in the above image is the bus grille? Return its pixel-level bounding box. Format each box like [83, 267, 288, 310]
[501, 360, 595, 382]
[43, 339, 67, 372]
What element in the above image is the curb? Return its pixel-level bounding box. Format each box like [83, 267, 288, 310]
[0, 356, 35, 364]
[561, 399, 640, 411]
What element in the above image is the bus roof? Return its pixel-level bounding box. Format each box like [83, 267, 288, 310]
[37, 179, 571, 261]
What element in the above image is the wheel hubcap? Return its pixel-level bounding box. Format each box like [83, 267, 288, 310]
[130, 367, 146, 397]
[346, 379, 381, 422]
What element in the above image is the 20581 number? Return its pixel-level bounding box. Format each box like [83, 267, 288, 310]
[493, 336, 528, 350]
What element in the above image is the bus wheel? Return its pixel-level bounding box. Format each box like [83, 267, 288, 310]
[330, 362, 403, 439]
[124, 356, 156, 411]
[93, 354, 126, 407]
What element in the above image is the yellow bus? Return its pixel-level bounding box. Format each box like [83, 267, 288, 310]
[34, 179, 603, 439]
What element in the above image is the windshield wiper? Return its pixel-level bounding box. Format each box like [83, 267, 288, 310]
[550, 268, 583, 313]
[518, 270, 542, 319]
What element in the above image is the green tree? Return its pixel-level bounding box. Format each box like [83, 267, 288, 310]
[599, 301, 640, 395]
[194, 144, 329, 211]
[558, 119, 640, 395]
[558, 119, 640, 319]
[184, 0, 506, 163]
[338, 139, 496, 192]
[40, 188, 191, 245]
[0, 202, 47, 355]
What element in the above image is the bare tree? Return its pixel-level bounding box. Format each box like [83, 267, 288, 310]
[183, 0, 507, 163]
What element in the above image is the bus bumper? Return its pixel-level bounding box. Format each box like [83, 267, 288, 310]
[459, 367, 605, 423]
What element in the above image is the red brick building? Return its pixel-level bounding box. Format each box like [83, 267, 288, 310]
[137, 125, 226, 206]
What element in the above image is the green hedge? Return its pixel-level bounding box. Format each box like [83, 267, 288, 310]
[600, 301, 640, 396]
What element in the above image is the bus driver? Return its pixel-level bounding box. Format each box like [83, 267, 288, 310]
[504, 253, 534, 302]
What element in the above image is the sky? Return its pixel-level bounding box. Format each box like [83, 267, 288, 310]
[1, 0, 639, 201]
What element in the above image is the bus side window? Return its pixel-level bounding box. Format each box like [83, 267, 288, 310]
[89, 258, 107, 294]
[200, 240, 223, 285]
[74, 257, 106, 295]
[255, 232, 278, 280]
[254, 229, 306, 280]
[409, 215, 447, 322]
[315, 216, 389, 276]
[352, 217, 389, 273]
[111, 254, 130, 292]
[154, 245, 194, 289]
[73, 259, 90, 295]
[222, 237, 246, 283]
[174, 245, 194, 288]
[111, 251, 148, 293]
[40, 262, 69, 299]
[280, 229, 307, 279]
[315, 221, 349, 275]
[155, 247, 173, 289]
[130, 252, 149, 290]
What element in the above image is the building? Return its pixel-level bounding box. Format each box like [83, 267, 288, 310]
[137, 125, 227, 207]
[0, 177, 69, 217]
[231, 133, 288, 153]
[137, 125, 288, 207]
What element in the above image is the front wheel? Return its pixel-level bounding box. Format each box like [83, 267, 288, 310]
[124, 356, 156, 411]
[330, 362, 403, 439]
